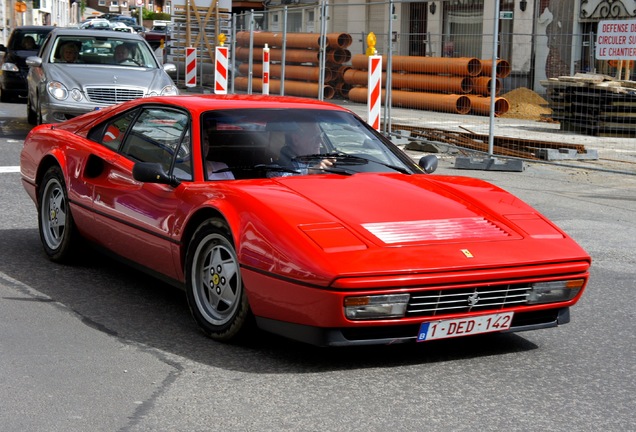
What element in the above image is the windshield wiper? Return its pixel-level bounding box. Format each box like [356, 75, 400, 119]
[213, 164, 300, 175]
[294, 152, 411, 174]
[293, 152, 368, 165]
[308, 166, 354, 176]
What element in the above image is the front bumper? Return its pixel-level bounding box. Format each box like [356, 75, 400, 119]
[256, 307, 571, 347]
[0, 71, 28, 97]
[41, 99, 103, 123]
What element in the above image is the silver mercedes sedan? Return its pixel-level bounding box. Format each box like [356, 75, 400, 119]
[26, 28, 178, 125]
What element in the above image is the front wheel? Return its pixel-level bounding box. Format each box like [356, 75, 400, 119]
[38, 165, 79, 262]
[185, 219, 252, 342]
[27, 96, 37, 125]
[0, 87, 11, 103]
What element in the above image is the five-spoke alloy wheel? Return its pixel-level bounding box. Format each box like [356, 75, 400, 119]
[185, 219, 251, 341]
[38, 166, 78, 262]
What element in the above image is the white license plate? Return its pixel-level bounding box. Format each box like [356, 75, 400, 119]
[417, 312, 514, 342]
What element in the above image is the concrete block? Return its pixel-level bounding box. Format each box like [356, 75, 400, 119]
[533, 147, 599, 161]
[454, 156, 526, 172]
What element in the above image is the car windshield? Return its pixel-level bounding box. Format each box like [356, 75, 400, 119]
[12, 29, 51, 51]
[201, 108, 415, 179]
[49, 36, 157, 67]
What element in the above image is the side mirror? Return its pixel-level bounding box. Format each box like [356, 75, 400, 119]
[133, 162, 181, 187]
[418, 155, 438, 174]
[163, 63, 177, 74]
[25, 56, 42, 67]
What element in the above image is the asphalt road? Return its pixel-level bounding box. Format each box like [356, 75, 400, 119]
[1, 99, 635, 432]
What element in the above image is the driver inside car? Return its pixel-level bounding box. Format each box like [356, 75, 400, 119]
[272, 122, 334, 176]
[114, 43, 135, 64]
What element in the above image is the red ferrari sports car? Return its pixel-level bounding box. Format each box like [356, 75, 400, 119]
[20, 94, 591, 346]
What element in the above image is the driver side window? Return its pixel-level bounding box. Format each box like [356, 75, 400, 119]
[119, 108, 192, 180]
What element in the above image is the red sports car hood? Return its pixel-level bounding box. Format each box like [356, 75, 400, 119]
[247, 173, 590, 278]
[276, 173, 543, 240]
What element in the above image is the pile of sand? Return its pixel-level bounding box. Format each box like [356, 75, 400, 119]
[499, 87, 553, 121]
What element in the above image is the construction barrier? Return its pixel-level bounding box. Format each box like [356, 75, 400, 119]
[262, 44, 270, 95]
[367, 55, 382, 130]
[214, 46, 228, 95]
[185, 47, 196, 88]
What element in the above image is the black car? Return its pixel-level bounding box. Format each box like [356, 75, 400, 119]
[0, 26, 55, 102]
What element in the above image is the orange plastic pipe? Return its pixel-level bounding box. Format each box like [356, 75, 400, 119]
[239, 63, 333, 82]
[480, 59, 511, 78]
[236, 46, 320, 64]
[235, 77, 335, 99]
[236, 31, 352, 49]
[344, 69, 473, 94]
[333, 65, 351, 79]
[351, 54, 482, 76]
[236, 31, 321, 49]
[349, 87, 471, 114]
[472, 77, 502, 96]
[327, 33, 352, 48]
[466, 95, 510, 116]
[325, 47, 350, 64]
[335, 82, 352, 98]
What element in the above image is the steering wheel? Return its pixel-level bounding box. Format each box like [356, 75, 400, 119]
[120, 58, 142, 66]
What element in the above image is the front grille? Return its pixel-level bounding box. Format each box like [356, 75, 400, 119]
[86, 87, 144, 104]
[407, 284, 531, 317]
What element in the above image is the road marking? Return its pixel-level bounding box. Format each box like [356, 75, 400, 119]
[0, 166, 20, 173]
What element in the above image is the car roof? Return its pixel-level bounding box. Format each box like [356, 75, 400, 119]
[48, 27, 144, 41]
[129, 94, 351, 117]
[11, 25, 57, 32]
[58, 94, 356, 134]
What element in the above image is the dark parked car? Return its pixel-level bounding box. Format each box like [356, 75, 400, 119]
[0, 26, 55, 102]
[110, 15, 138, 27]
[144, 23, 172, 50]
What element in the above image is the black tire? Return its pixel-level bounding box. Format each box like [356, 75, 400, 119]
[27, 97, 37, 125]
[36, 100, 43, 125]
[0, 88, 11, 103]
[185, 219, 252, 342]
[38, 166, 79, 262]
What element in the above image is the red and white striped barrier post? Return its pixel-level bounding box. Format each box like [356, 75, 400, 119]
[367, 55, 382, 131]
[366, 32, 381, 131]
[185, 46, 197, 88]
[214, 46, 228, 95]
[262, 43, 270, 95]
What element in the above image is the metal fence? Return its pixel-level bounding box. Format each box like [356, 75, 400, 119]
[166, 1, 636, 174]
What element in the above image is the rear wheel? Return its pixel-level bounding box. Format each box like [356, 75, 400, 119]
[185, 219, 251, 342]
[38, 166, 79, 262]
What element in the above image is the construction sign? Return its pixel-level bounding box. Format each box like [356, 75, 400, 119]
[596, 19, 636, 60]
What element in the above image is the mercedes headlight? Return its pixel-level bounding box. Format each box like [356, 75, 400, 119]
[160, 85, 179, 96]
[47, 82, 69, 101]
